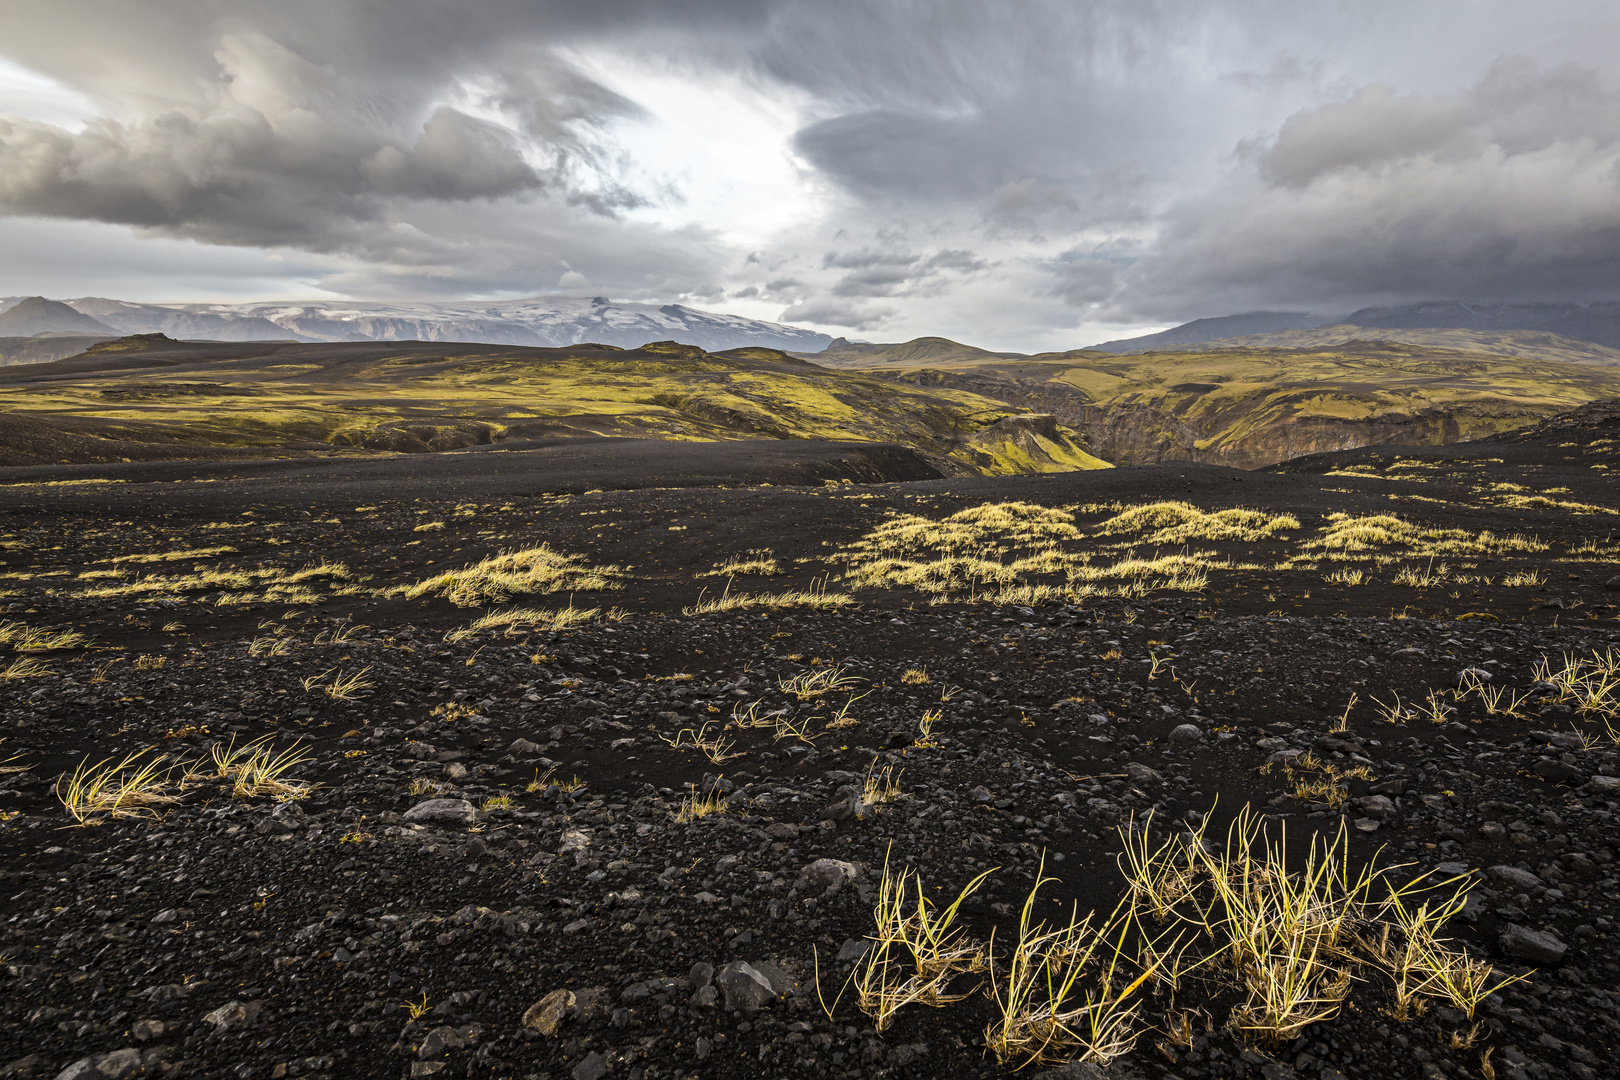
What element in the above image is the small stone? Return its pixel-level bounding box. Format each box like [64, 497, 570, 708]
[969, 785, 994, 803]
[1125, 761, 1162, 784]
[509, 738, 543, 754]
[521, 989, 574, 1036]
[1585, 775, 1620, 796]
[558, 828, 592, 856]
[1360, 795, 1397, 820]
[715, 960, 776, 1010]
[797, 858, 859, 893]
[695, 1038, 713, 1060]
[442, 762, 468, 781]
[131, 1019, 165, 1041]
[92, 1050, 143, 1080]
[1167, 723, 1203, 746]
[1603, 574, 1620, 591]
[409, 1065, 444, 1078]
[417, 1025, 466, 1059]
[1354, 818, 1380, 832]
[202, 1000, 262, 1033]
[689, 962, 714, 988]
[1534, 759, 1582, 784]
[150, 909, 178, 925]
[766, 822, 799, 840]
[571, 1051, 609, 1080]
[1392, 647, 1426, 661]
[402, 799, 477, 825]
[51, 1059, 98, 1080]
[820, 791, 866, 822]
[1500, 925, 1568, 965]
[689, 984, 719, 1009]
[1480, 822, 1508, 841]
[836, 938, 871, 963]
[1488, 865, 1544, 891]
[562, 918, 590, 935]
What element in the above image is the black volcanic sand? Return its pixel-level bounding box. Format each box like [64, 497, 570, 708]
[1, 435, 1618, 1080]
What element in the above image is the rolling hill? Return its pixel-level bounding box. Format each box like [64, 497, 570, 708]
[0, 334, 1106, 474]
[1138, 324, 1620, 367]
[798, 336, 1620, 467]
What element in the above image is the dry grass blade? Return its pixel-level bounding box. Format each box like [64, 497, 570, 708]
[56, 749, 179, 826]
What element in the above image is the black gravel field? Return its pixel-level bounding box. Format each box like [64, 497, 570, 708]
[1, 420, 1618, 1080]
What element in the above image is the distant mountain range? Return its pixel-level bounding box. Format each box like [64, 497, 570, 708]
[0, 296, 117, 337]
[0, 295, 833, 353]
[1088, 301, 1620, 353]
[1086, 311, 1330, 352]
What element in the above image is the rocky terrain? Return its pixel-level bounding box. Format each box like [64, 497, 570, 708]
[0, 419, 1617, 1080]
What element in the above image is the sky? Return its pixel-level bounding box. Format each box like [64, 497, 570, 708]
[2, 1, 1620, 352]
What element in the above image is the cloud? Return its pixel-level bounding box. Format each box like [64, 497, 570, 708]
[1110, 56, 1620, 319]
[3, 1, 1620, 347]
[779, 297, 895, 330]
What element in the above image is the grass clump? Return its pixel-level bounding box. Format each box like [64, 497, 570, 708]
[1093, 502, 1299, 545]
[402, 545, 624, 607]
[675, 788, 729, 823]
[1533, 648, 1620, 726]
[57, 749, 180, 825]
[0, 622, 87, 652]
[451, 603, 617, 639]
[1120, 807, 1518, 1042]
[683, 580, 851, 614]
[194, 736, 315, 800]
[700, 550, 781, 577]
[2, 656, 53, 680]
[780, 665, 862, 700]
[1305, 514, 1547, 557]
[854, 853, 997, 1032]
[838, 501, 1080, 598]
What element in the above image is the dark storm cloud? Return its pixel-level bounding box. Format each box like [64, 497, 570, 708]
[3, 0, 1620, 334]
[1108, 56, 1620, 320]
[0, 0, 762, 295]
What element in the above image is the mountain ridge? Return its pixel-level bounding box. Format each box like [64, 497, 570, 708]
[0, 295, 834, 353]
[0, 296, 117, 337]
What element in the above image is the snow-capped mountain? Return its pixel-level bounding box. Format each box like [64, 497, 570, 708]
[43, 296, 832, 352]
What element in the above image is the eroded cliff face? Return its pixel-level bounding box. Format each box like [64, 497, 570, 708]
[890, 369, 1559, 469]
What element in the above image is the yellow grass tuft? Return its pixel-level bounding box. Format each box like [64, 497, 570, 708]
[401, 545, 624, 606]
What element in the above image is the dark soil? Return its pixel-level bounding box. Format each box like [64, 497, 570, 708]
[1, 432, 1618, 1080]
